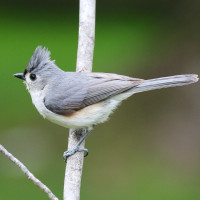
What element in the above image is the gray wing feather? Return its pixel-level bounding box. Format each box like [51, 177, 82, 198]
[44, 72, 143, 115]
[86, 72, 142, 81]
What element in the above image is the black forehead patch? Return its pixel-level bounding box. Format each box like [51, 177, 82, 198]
[24, 68, 28, 76]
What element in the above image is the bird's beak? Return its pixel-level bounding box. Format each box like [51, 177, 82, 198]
[13, 73, 25, 80]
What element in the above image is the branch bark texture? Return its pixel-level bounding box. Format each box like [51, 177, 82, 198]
[0, 144, 58, 200]
[63, 0, 96, 200]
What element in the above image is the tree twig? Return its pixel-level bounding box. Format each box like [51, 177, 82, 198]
[0, 144, 58, 200]
[63, 0, 96, 200]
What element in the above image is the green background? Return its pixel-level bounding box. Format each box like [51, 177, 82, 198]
[0, 0, 200, 199]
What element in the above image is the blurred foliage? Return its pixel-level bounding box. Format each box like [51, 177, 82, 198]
[0, 1, 200, 200]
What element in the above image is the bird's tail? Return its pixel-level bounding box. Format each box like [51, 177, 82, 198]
[131, 74, 198, 93]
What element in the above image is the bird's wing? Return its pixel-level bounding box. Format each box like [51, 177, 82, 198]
[86, 72, 142, 82]
[44, 72, 144, 115]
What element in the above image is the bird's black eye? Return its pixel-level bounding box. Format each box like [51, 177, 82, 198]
[30, 73, 36, 81]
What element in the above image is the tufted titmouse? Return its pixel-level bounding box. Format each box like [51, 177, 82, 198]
[14, 46, 198, 160]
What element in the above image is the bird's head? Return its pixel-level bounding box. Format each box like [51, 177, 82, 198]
[14, 46, 62, 92]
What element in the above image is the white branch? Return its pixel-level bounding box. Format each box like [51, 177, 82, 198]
[0, 144, 58, 200]
[76, 0, 96, 73]
[63, 0, 96, 200]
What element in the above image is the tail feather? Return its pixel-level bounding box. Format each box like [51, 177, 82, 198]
[131, 74, 198, 93]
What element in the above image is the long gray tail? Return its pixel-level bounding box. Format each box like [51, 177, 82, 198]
[132, 74, 198, 93]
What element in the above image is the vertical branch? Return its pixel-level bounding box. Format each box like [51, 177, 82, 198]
[63, 0, 96, 200]
[76, 0, 96, 73]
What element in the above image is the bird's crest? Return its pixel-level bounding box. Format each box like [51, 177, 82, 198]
[25, 46, 54, 74]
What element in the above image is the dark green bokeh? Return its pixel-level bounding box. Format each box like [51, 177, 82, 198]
[0, 1, 200, 199]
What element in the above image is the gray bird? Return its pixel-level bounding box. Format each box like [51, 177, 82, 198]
[14, 46, 199, 161]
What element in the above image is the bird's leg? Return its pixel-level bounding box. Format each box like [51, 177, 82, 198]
[63, 128, 93, 162]
[71, 128, 85, 136]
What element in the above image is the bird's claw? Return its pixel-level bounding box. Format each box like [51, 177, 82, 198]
[63, 147, 88, 162]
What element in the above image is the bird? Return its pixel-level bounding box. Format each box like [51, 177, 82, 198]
[14, 46, 198, 161]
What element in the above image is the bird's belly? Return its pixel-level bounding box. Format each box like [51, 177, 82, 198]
[30, 90, 122, 128]
[46, 99, 121, 128]
[30, 89, 132, 129]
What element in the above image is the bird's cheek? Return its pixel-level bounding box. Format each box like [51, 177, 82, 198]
[24, 82, 30, 91]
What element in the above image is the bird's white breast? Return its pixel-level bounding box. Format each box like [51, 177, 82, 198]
[30, 90, 49, 118]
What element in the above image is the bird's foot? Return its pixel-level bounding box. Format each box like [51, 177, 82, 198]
[63, 147, 88, 162]
[72, 128, 87, 137]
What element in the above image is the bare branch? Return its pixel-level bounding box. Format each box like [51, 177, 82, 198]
[63, 0, 96, 200]
[76, 0, 96, 73]
[0, 144, 58, 200]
